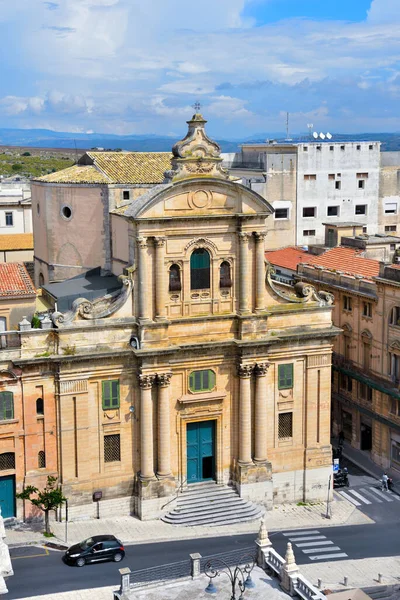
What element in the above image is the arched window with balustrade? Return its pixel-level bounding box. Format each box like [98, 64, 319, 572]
[169, 264, 181, 292]
[190, 248, 210, 290]
[219, 261, 232, 288]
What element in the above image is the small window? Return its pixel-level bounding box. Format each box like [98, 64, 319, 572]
[303, 229, 316, 237]
[391, 244, 396, 251]
[335, 181, 341, 190]
[369, 144, 373, 150]
[358, 180, 365, 189]
[386, 225, 397, 232]
[61, 205, 72, 220]
[303, 174, 316, 181]
[169, 264, 181, 292]
[303, 207, 316, 218]
[316, 145, 321, 151]
[37, 203, 40, 216]
[0, 392, 13, 421]
[275, 208, 289, 219]
[303, 146, 308, 152]
[219, 261, 232, 288]
[363, 302, 372, 318]
[337, 173, 341, 177]
[278, 364, 293, 390]
[36, 398, 44, 415]
[123, 191, 130, 200]
[385, 203, 397, 214]
[38, 450, 46, 469]
[329, 146, 334, 151]
[327, 206, 339, 216]
[39, 272, 45, 287]
[278, 412, 293, 439]
[104, 434, 121, 462]
[363, 226, 368, 233]
[357, 173, 368, 179]
[340, 145, 345, 150]
[343, 295, 352, 312]
[340, 374, 352, 393]
[356, 145, 361, 150]
[5, 212, 13, 227]
[328, 174, 335, 180]
[102, 380, 120, 410]
[355, 205, 367, 215]
[189, 369, 216, 393]
[0, 452, 15, 471]
[389, 306, 400, 326]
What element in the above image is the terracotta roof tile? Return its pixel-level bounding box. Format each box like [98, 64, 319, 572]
[0, 233, 34, 251]
[265, 246, 380, 280]
[36, 165, 109, 184]
[0, 263, 36, 297]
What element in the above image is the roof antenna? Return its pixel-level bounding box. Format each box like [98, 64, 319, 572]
[285, 112, 292, 141]
[73, 139, 79, 165]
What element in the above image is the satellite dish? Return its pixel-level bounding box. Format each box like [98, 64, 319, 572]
[319, 133, 326, 139]
[313, 132, 318, 139]
[326, 132, 332, 139]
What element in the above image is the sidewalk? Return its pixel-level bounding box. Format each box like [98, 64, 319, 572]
[341, 440, 400, 494]
[5, 495, 371, 549]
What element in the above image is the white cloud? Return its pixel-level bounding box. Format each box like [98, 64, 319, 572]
[367, 0, 400, 23]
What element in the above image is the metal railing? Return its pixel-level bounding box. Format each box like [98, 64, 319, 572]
[129, 557, 192, 588]
[160, 477, 187, 510]
[200, 546, 255, 571]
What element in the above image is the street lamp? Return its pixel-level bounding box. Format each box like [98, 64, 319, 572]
[204, 552, 257, 599]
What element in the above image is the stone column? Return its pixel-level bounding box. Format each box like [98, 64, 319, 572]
[238, 364, 254, 464]
[138, 373, 156, 479]
[254, 231, 266, 312]
[137, 237, 150, 321]
[157, 372, 172, 477]
[238, 232, 250, 314]
[254, 362, 270, 463]
[154, 237, 167, 320]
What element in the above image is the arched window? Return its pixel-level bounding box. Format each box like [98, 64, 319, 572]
[219, 261, 232, 288]
[38, 451, 46, 469]
[38, 272, 44, 287]
[36, 398, 44, 415]
[0, 392, 13, 421]
[169, 264, 181, 292]
[190, 249, 210, 290]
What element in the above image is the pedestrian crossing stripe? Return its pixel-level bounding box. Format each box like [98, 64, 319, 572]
[280, 530, 348, 561]
[302, 546, 341, 554]
[309, 553, 348, 561]
[337, 486, 400, 505]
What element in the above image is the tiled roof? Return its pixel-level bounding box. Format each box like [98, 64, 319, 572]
[0, 233, 34, 251]
[0, 263, 36, 297]
[36, 152, 173, 185]
[36, 165, 109, 184]
[266, 246, 380, 280]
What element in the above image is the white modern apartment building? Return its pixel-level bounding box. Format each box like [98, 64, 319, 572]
[0, 177, 32, 234]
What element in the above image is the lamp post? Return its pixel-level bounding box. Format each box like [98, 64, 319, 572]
[204, 552, 256, 599]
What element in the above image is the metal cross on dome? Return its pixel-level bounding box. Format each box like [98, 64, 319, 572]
[192, 101, 201, 112]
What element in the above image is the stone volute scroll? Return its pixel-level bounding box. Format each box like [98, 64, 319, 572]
[265, 261, 335, 307]
[237, 363, 254, 379]
[138, 373, 156, 389]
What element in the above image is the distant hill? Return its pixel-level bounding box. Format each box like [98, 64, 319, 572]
[1, 128, 400, 153]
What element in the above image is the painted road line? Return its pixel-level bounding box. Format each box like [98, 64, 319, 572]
[309, 553, 348, 561]
[387, 491, 400, 500]
[338, 490, 361, 506]
[359, 488, 383, 503]
[302, 546, 341, 554]
[287, 536, 327, 542]
[282, 530, 320, 536]
[347, 489, 372, 504]
[295, 541, 334, 548]
[367, 487, 394, 502]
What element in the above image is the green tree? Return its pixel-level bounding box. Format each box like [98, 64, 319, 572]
[16, 476, 66, 535]
[22, 152, 31, 156]
[11, 164, 22, 171]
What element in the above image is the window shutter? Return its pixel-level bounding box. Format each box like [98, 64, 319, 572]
[102, 382, 111, 409]
[189, 372, 195, 391]
[111, 380, 119, 408]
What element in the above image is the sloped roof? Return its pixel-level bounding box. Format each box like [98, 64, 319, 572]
[266, 246, 380, 280]
[36, 165, 109, 184]
[0, 263, 36, 297]
[0, 233, 34, 251]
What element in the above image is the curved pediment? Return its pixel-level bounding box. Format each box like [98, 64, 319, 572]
[124, 178, 273, 220]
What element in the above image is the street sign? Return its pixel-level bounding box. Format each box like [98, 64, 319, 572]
[333, 458, 339, 473]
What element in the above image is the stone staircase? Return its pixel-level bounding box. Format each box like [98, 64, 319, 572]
[161, 481, 263, 527]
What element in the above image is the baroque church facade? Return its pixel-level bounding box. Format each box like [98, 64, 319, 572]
[3, 114, 338, 521]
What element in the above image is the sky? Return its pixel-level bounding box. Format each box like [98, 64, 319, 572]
[0, 0, 399, 138]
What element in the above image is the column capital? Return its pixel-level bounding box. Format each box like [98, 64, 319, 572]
[157, 372, 172, 387]
[255, 362, 271, 377]
[254, 231, 267, 242]
[237, 363, 254, 378]
[238, 231, 250, 243]
[138, 373, 156, 389]
[137, 236, 148, 249]
[154, 236, 166, 247]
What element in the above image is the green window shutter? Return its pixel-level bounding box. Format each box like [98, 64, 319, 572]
[102, 381, 119, 409]
[102, 381, 111, 409]
[111, 380, 119, 408]
[0, 392, 13, 420]
[189, 372, 195, 391]
[278, 364, 293, 390]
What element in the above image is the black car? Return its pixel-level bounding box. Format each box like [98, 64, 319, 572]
[64, 534, 125, 567]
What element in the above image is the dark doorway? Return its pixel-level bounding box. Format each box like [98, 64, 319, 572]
[361, 424, 372, 451]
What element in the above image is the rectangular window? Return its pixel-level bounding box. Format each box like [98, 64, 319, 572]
[329, 145, 334, 151]
[386, 225, 397, 232]
[357, 173, 369, 179]
[328, 174, 335, 180]
[0, 392, 14, 421]
[340, 145, 345, 150]
[369, 145, 373, 150]
[391, 244, 396, 251]
[303, 146, 308, 151]
[327, 206, 339, 216]
[303, 207, 316, 218]
[355, 205, 367, 215]
[335, 181, 341, 190]
[303, 229, 316, 237]
[123, 191, 130, 200]
[104, 434, 121, 462]
[385, 203, 397, 214]
[275, 208, 289, 219]
[357, 145, 361, 150]
[343, 295, 352, 311]
[278, 412, 293, 439]
[340, 375, 352, 393]
[303, 174, 316, 181]
[189, 369, 216, 392]
[316, 145, 321, 151]
[363, 226, 368, 233]
[363, 302, 372, 318]
[392, 441, 400, 464]
[278, 364, 293, 390]
[389, 353, 400, 382]
[390, 306, 400, 325]
[337, 173, 341, 178]
[5, 212, 13, 227]
[358, 180, 365, 189]
[102, 380, 120, 410]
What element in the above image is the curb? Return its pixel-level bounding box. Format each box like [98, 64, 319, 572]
[342, 451, 400, 497]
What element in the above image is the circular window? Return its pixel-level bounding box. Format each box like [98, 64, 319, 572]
[37, 203, 40, 216]
[61, 205, 72, 220]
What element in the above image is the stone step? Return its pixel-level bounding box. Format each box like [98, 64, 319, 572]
[177, 489, 239, 504]
[168, 497, 253, 515]
[162, 505, 263, 526]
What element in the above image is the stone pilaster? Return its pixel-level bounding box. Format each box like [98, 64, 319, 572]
[157, 372, 172, 477]
[154, 237, 167, 321]
[238, 232, 250, 314]
[138, 373, 156, 479]
[137, 237, 151, 321]
[254, 232, 266, 312]
[254, 362, 270, 463]
[237, 363, 253, 464]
